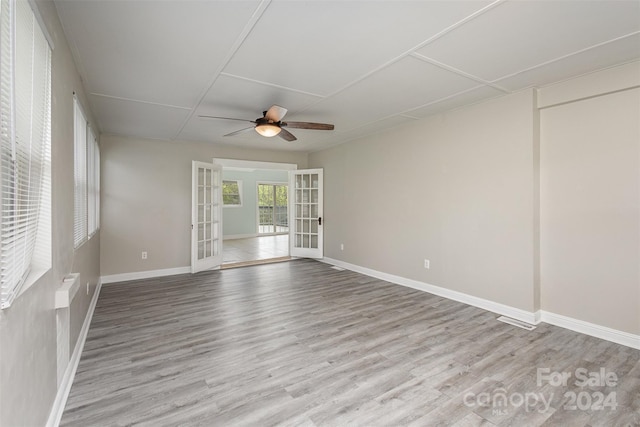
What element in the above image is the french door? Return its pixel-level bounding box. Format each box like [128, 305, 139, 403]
[191, 161, 223, 273]
[289, 169, 323, 258]
[258, 183, 289, 235]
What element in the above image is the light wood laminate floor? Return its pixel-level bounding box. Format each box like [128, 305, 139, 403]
[61, 259, 639, 426]
[223, 235, 289, 264]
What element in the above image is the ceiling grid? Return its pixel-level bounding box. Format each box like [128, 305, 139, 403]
[54, 0, 640, 151]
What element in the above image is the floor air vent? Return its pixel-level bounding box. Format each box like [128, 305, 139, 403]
[497, 316, 536, 331]
[331, 266, 345, 271]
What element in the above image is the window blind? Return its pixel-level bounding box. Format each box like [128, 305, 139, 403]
[0, 0, 51, 308]
[93, 133, 100, 231]
[87, 125, 98, 236]
[73, 97, 87, 247]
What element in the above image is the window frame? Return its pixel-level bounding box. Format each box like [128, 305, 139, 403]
[87, 125, 99, 237]
[73, 97, 88, 248]
[222, 179, 243, 208]
[73, 96, 100, 248]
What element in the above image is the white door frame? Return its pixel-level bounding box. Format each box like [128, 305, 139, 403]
[289, 168, 323, 259]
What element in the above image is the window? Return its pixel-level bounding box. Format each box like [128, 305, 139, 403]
[0, 0, 52, 308]
[222, 180, 242, 207]
[73, 97, 100, 247]
[73, 99, 87, 247]
[87, 125, 99, 236]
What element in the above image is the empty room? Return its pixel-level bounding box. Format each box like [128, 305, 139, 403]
[0, 0, 638, 426]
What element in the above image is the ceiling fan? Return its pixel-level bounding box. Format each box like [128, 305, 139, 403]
[199, 105, 334, 142]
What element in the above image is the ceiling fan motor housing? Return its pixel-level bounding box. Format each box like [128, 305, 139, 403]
[256, 117, 279, 126]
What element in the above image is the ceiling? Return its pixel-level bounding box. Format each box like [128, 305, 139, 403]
[54, 0, 640, 152]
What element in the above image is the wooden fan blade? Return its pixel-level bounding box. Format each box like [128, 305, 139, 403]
[199, 115, 255, 123]
[278, 128, 297, 142]
[282, 121, 334, 130]
[224, 127, 255, 137]
[264, 105, 288, 122]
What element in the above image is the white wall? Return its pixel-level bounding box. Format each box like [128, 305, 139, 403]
[539, 63, 640, 335]
[0, 1, 101, 425]
[100, 135, 307, 277]
[309, 61, 640, 339]
[310, 90, 539, 313]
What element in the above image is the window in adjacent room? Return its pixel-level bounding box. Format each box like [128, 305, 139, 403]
[0, 0, 52, 308]
[222, 180, 242, 207]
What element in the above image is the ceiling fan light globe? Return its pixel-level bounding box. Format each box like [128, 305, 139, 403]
[255, 124, 281, 137]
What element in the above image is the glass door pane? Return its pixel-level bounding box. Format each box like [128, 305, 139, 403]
[258, 184, 274, 234]
[293, 173, 319, 249]
[258, 183, 289, 235]
[275, 185, 288, 233]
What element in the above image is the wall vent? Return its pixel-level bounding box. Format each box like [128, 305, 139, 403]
[497, 315, 536, 330]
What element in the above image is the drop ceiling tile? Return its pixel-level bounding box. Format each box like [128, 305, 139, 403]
[178, 127, 285, 150]
[494, 33, 640, 91]
[290, 137, 347, 153]
[180, 118, 258, 143]
[224, 0, 491, 96]
[308, 56, 480, 130]
[405, 85, 505, 119]
[416, 0, 640, 82]
[283, 132, 342, 152]
[57, 0, 261, 107]
[329, 115, 419, 144]
[195, 74, 323, 121]
[90, 95, 191, 140]
[290, 116, 419, 152]
[56, 0, 640, 153]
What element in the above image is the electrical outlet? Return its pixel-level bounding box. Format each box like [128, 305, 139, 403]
[142, 251, 148, 260]
[424, 259, 430, 269]
[340, 243, 344, 251]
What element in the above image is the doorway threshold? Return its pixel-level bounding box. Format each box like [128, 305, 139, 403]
[221, 256, 292, 270]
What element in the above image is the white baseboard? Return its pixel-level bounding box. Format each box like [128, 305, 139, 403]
[46, 278, 102, 427]
[223, 233, 258, 240]
[539, 310, 640, 350]
[322, 257, 640, 350]
[101, 266, 191, 284]
[322, 257, 537, 324]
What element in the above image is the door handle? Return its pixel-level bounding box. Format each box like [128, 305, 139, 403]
[318, 217, 322, 226]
